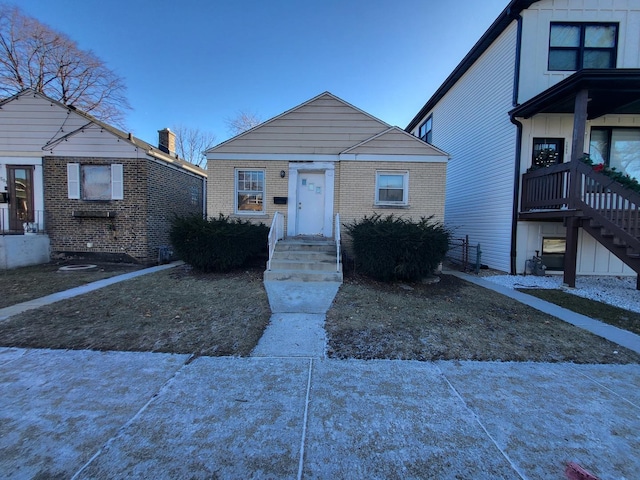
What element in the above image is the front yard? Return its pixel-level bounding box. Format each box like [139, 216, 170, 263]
[0, 264, 638, 363]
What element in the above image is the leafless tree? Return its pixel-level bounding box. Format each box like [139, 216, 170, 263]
[172, 125, 216, 168]
[0, 5, 130, 127]
[225, 110, 262, 136]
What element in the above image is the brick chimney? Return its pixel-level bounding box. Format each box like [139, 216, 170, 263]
[158, 128, 176, 155]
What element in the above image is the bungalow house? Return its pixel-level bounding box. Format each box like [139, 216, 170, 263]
[0, 89, 207, 268]
[406, 0, 640, 287]
[206, 92, 449, 272]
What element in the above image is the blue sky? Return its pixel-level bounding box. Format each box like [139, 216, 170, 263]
[16, 0, 508, 147]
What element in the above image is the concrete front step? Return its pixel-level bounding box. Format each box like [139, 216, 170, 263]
[265, 238, 343, 283]
[264, 269, 343, 282]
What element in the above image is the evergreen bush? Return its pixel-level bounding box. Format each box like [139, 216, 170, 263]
[170, 214, 268, 272]
[345, 214, 450, 282]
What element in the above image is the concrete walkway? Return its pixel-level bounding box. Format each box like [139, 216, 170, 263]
[1, 268, 639, 478]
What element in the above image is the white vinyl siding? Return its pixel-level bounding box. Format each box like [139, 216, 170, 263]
[429, 22, 518, 273]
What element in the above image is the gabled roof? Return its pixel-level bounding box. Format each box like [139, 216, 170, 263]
[208, 91, 447, 160]
[0, 89, 206, 176]
[341, 127, 449, 159]
[406, 0, 539, 132]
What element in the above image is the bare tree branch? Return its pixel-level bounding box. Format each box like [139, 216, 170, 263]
[0, 5, 130, 128]
[172, 125, 216, 168]
[225, 110, 262, 136]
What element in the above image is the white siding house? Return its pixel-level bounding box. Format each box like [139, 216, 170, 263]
[407, 0, 640, 285]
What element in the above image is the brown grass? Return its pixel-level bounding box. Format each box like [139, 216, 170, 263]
[0, 265, 271, 357]
[0, 262, 143, 308]
[325, 273, 640, 364]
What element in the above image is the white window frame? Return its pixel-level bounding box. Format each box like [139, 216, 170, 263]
[235, 169, 265, 214]
[67, 163, 124, 200]
[375, 170, 409, 206]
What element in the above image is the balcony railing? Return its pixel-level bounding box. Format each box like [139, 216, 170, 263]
[521, 160, 640, 252]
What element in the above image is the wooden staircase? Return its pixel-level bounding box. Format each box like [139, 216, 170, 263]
[264, 238, 343, 283]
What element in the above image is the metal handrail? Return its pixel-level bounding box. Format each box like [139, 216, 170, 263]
[267, 211, 284, 271]
[1, 209, 46, 235]
[335, 213, 341, 272]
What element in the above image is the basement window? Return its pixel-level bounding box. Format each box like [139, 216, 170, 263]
[541, 237, 566, 271]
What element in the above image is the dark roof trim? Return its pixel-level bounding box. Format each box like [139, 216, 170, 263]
[406, 0, 538, 132]
[508, 69, 640, 119]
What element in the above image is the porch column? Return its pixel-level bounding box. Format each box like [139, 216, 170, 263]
[563, 216, 579, 288]
[570, 89, 589, 162]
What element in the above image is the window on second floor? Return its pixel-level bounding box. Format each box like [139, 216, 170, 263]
[548, 22, 618, 71]
[418, 115, 432, 143]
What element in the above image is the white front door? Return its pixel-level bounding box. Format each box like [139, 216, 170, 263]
[297, 171, 325, 235]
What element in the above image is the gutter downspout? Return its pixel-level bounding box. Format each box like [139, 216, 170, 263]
[509, 14, 524, 275]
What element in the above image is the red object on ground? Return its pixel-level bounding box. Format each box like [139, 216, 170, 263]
[565, 462, 600, 480]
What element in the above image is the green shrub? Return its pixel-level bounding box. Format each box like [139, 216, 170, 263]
[345, 214, 450, 282]
[169, 214, 268, 272]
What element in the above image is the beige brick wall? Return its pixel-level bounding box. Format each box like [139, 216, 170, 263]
[337, 161, 446, 228]
[207, 160, 289, 227]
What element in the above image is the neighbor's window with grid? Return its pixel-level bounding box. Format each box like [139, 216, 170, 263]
[548, 23, 618, 71]
[375, 171, 408, 206]
[236, 169, 264, 213]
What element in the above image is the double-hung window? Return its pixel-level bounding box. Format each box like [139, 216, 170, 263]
[236, 169, 264, 213]
[375, 171, 408, 206]
[67, 163, 124, 200]
[418, 115, 433, 143]
[548, 22, 618, 71]
[532, 138, 565, 168]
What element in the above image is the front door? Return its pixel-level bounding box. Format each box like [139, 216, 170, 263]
[7, 165, 34, 232]
[297, 171, 325, 236]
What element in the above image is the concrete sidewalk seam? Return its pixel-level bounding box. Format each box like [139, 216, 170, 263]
[439, 367, 528, 480]
[70, 353, 193, 480]
[297, 358, 314, 480]
[568, 365, 640, 410]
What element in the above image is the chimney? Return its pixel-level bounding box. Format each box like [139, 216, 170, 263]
[158, 128, 176, 155]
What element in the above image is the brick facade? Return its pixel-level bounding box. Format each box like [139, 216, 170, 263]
[44, 156, 205, 264]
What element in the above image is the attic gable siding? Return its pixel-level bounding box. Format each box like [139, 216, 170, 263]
[0, 93, 88, 155]
[212, 95, 388, 155]
[345, 129, 447, 157]
[519, 0, 640, 102]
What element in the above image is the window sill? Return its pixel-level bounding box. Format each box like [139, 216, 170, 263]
[231, 213, 269, 219]
[373, 204, 410, 209]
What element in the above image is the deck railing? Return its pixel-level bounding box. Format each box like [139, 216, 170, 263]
[335, 213, 341, 272]
[267, 211, 284, 271]
[521, 160, 640, 252]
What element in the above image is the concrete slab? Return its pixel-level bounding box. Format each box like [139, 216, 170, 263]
[304, 360, 520, 479]
[75, 356, 311, 479]
[438, 361, 640, 480]
[252, 313, 326, 358]
[264, 280, 340, 314]
[0, 348, 189, 479]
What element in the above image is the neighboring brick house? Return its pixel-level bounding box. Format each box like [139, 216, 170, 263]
[0, 90, 206, 268]
[205, 92, 449, 249]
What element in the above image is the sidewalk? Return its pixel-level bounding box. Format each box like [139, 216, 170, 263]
[1, 267, 639, 478]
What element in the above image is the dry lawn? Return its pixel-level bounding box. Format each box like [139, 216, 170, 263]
[0, 262, 143, 308]
[325, 273, 640, 364]
[0, 265, 271, 357]
[1, 264, 639, 363]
